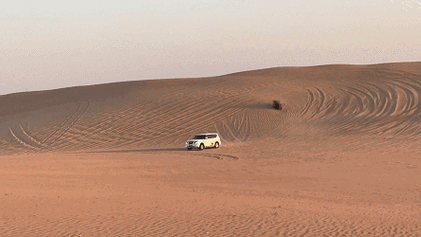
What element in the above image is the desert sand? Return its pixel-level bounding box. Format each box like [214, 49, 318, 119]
[1, 62, 421, 236]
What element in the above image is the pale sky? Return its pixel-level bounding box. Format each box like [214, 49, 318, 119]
[1, 0, 421, 95]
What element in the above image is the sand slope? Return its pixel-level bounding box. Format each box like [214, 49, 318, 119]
[1, 62, 421, 236]
[1, 62, 421, 154]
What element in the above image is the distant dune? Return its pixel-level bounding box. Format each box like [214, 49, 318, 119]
[1, 62, 421, 236]
[1, 62, 421, 154]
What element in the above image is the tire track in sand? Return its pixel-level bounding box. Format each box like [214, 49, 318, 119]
[298, 68, 421, 142]
[40, 98, 91, 150]
[8, 127, 40, 151]
[8, 123, 47, 152]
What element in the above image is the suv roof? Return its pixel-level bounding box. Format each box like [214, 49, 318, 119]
[196, 133, 218, 136]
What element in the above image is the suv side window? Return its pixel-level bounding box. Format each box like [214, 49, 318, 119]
[208, 135, 216, 139]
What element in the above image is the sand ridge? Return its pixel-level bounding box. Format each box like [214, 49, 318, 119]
[1, 63, 421, 154]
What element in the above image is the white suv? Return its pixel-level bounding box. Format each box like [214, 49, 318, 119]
[185, 133, 221, 150]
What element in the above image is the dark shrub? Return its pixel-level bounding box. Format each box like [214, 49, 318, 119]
[272, 100, 282, 110]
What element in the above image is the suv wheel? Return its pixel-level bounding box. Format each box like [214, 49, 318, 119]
[199, 143, 205, 150]
[214, 142, 219, 148]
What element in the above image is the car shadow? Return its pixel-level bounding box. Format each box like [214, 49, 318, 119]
[79, 147, 238, 160]
[86, 148, 187, 154]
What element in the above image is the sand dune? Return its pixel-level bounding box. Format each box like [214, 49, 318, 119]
[1, 62, 421, 236]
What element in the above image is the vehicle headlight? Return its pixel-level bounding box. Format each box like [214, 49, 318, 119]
[194, 141, 198, 144]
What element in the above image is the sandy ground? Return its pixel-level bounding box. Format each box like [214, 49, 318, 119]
[1, 62, 421, 236]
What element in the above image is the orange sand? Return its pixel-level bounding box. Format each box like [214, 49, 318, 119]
[1, 62, 421, 236]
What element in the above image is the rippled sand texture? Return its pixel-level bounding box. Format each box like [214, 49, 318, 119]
[1, 62, 421, 236]
[2, 62, 421, 153]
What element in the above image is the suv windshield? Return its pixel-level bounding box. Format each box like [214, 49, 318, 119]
[193, 135, 207, 139]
